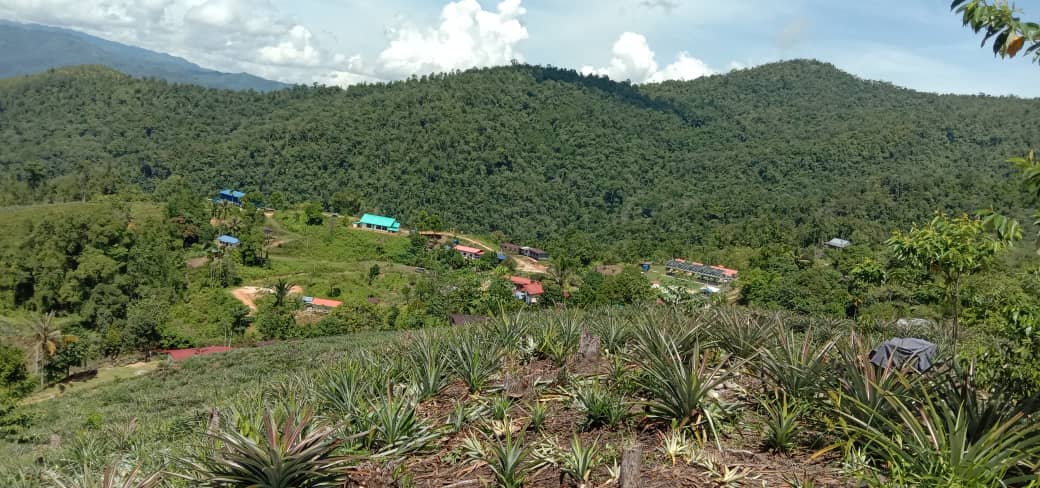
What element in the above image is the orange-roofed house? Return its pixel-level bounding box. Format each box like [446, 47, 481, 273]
[303, 296, 343, 310]
[510, 276, 544, 305]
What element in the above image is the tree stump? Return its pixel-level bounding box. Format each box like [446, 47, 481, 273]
[620, 443, 642, 488]
[206, 407, 221, 438]
[503, 372, 526, 398]
[577, 330, 601, 361]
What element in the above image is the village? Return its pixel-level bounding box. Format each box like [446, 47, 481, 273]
[155, 188, 785, 362]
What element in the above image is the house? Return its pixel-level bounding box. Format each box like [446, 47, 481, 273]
[216, 189, 246, 206]
[162, 346, 232, 362]
[520, 246, 550, 261]
[502, 242, 521, 253]
[665, 259, 738, 284]
[217, 235, 240, 247]
[354, 213, 401, 233]
[510, 276, 544, 305]
[303, 296, 342, 309]
[454, 245, 485, 259]
[450, 314, 489, 326]
[826, 237, 852, 249]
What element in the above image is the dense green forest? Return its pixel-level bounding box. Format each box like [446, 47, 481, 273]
[1, 60, 1036, 257]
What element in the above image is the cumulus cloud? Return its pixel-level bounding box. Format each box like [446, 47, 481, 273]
[580, 32, 715, 83]
[376, 0, 528, 78]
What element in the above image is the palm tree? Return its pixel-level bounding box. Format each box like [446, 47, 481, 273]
[217, 200, 233, 221]
[271, 279, 296, 309]
[549, 254, 577, 290]
[2, 312, 68, 385]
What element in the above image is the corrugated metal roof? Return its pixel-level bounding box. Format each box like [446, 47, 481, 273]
[455, 245, 483, 254]
[510, 276, 533, 285]
[217, 235, 240, 245]
[310, 297, 343, 308]
[357, 213, 399, 228]
[219, 189, 246, 198]
[522, 282, 544, 295]
[826, 238, 852, 249]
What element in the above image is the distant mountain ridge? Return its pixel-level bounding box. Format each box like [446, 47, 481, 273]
[0, 20, 288, 92]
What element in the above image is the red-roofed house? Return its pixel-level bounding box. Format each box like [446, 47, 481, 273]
[509, 275, 533, 286]
[454, 245, 485, 260]
[510, 276, 544, 305]
[162, 346, 232, 362]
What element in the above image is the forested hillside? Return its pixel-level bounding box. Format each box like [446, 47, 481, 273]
[1, 60, 1036, 256]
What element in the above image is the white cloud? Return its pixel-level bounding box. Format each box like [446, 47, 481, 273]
[257, 24, 322, 66]
[375, 0, 528, 78]
[581, 32, 715, 83]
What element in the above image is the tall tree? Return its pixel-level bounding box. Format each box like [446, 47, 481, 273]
[887, 213, 1014, 349]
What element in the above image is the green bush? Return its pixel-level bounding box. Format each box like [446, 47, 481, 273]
[314, 300, 383, 336]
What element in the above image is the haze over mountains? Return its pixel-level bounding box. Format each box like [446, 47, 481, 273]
[0, 20, 287, 92]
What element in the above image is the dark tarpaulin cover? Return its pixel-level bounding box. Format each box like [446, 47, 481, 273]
[869, 337, 937, 372]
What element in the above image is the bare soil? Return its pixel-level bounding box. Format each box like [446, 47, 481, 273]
[231, 285, 304, 312]
[344, 353, 845, 488]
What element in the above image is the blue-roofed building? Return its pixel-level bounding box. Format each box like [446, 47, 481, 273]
[353, 213, 401, 233]
[217, 235, 240, 247]
[217, 189, 246, 206]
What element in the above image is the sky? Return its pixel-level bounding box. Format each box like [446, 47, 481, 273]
[1, 0, 1039, 96]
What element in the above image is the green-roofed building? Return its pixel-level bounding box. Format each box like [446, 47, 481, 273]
[354, 213, 401, 233]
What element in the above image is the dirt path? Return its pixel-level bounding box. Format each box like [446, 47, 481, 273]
[231, 285, 304, 312]
[419, 231, 548, 274]
[23, 361, 159, 405]
[513, 256, 548, 274]
[418, 231, 495, 251]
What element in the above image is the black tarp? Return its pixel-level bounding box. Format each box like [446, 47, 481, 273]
[869, 337, 937, 372]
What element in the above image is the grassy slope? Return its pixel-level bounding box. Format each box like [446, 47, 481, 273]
[1, 331, 401, 471]
[238, 211, 415, 305]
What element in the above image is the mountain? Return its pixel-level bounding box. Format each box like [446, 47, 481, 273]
[0, 20, 288, 92]
[0, 61, 1036, 256]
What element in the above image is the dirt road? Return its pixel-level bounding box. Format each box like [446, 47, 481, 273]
[418, 231, 548, 274]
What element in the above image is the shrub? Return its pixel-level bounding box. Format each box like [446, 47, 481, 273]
[255, 309, 299, 340]
[407, 332, 450, 401]
[314, 300, 383, 336]
[838, 366, 1040, 486]
[450, 335, 501, 394]
[179, 408, 347, 487]
[760, 391, 803, 454]
[758, 327, 835, 402]
[572, 382, 628, 430]
[559, 434, 602, 488]
[631, 324, 735, 448]
[476, 427, 539, 488]
[367, 395, 439, 458]
[526, 401, 548, 431]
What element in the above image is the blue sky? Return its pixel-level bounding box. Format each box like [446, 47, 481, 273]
[2, 0, 1038, 96]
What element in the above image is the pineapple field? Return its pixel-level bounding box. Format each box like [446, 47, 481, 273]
[3, 305, 1038, 487]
